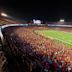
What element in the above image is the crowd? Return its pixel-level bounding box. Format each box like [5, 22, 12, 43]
[0, 38, 7, 72]
[2, 26, 72, 72]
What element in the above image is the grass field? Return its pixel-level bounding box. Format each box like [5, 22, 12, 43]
[35, 30, 72, 47]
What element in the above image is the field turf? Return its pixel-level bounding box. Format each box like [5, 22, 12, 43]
[35, 30, 72, 46]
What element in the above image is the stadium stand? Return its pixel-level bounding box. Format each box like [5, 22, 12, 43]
[0, 18, 21, 25]
[1, 26, 72, 72]
[0, 17, 72, 72]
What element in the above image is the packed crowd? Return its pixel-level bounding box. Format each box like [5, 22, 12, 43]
[2, 26, 72, 72]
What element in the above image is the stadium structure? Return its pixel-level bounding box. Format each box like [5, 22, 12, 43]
[0, 17, 72, 72]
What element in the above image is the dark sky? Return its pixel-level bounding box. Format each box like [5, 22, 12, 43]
[0, 0, 72, 21]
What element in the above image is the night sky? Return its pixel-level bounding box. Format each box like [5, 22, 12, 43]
[0, 0, 72, 21]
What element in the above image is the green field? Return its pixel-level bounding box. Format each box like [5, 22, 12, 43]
[35, 30, 72, 46]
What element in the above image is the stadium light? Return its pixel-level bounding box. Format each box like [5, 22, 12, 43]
[60, 19, 64, 22]
[1, 13, 8, 17]
[33, 19, 41, 24]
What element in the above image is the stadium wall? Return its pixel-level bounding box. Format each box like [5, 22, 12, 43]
[47, 24, 72, 27]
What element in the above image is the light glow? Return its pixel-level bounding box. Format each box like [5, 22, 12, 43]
[1, 13, 8, 17]
[60, 19, 64, 22]
[33, 19, 41, 24]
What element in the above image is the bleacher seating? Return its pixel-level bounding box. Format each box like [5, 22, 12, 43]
[0, 18, 20, 25]
[1, 26, 72, 72]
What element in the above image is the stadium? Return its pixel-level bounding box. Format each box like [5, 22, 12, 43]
[0, 16, 72, 72]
